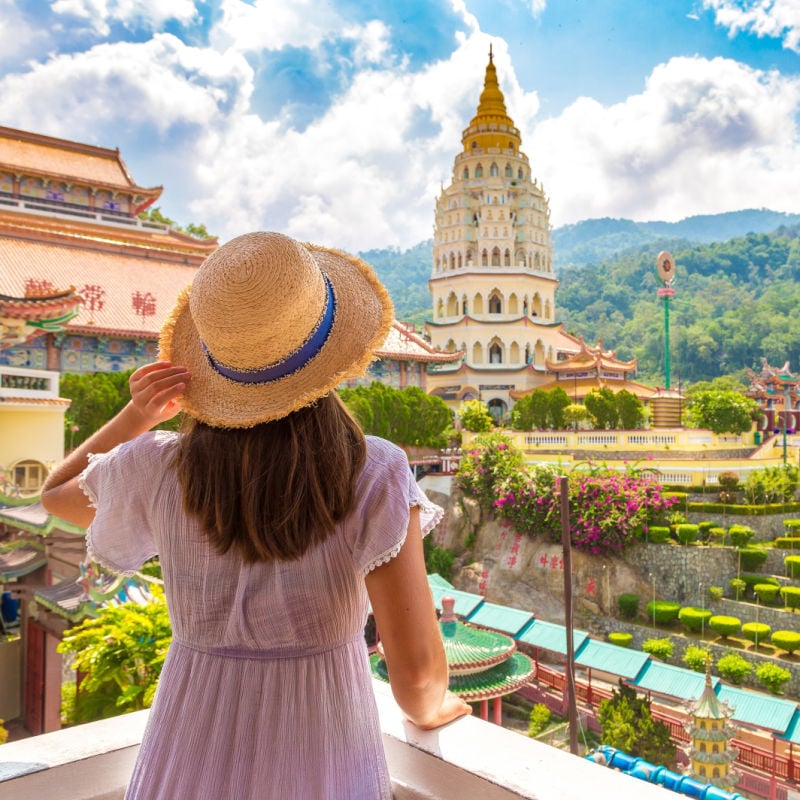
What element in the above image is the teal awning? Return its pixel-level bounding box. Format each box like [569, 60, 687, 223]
[574, 639, 650, 680]
[517, 619, 588, 655]
[429, 586, 484, 617]
[631, 660, 717, 702]
[717, 685, 798, 733]
[465, 602, 534, 637]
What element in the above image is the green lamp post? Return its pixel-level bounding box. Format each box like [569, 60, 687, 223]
[656, 251, 676, 389]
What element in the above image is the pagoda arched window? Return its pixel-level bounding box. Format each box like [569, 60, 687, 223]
[446, 292, 459, 317]
[505, 164, 513, 177]
[491, 247, 501, 266]
[490, 163, 499, 177]
[463, 167, 469, 180]
[713, 768, 720, 779]
[509, 341, 521, 363]
[472, 342, 484, 364]
[504, 249, 511, 266]
[473, 293, 484, 315]
[462, 295, 468, 315]
[534, 251, 541, 268]
[700, 742, 707, 752]
[699, 767, 706, 777]
[475, 164, 484, 178]
[525, 344, 531, 363]
[465, 248, 475, 265]
[481, 249, 489, 267]
[518, 168, 524, 180]
[508, 293, 519, 315]
[437, 299, 444, 319]
[544, 299, 551, 320]
[457, 252, 463, 269]
[532, 293, 542, 317]
[489, 342, 503, 364]
[488, 292, 503, 314]
[445, 339, 457, 352]
[516, 249, 526, 268]
[522, 298, 528, 315]
[449, 252, 456, 270]
[534, 340, 545, 366]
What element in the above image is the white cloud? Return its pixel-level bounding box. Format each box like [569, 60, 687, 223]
[52, 0, 197, 37]
[529, 55, 800, 225]
[703, 0, 800, 53]
[529, 0, 547, 18]
[0, 0, 51, 66]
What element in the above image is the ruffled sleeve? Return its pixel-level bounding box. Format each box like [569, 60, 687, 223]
[346, 436, 444, 575]
[79, 430, 176, 575]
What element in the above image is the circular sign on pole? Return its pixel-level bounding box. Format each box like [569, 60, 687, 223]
[657, 251, 675, 285]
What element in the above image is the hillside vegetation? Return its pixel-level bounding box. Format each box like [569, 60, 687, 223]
[360, 209, 800, 386]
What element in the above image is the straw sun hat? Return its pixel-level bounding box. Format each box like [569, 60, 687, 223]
[159, 231, 394, 428]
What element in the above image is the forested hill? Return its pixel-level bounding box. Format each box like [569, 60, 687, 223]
[359, 209, 800, 386]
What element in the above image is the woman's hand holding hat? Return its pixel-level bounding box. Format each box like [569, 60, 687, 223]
[128, 361, 190, 430]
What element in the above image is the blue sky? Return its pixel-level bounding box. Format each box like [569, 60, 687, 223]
[1, 0, 799, 251]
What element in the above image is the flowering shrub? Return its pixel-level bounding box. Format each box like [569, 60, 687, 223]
[455, 433, 527, 510]
[492, 461, 677, 556]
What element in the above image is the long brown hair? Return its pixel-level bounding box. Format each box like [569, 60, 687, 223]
[174, 392, 366, 562]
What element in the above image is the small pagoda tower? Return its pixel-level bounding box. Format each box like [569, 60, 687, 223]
[372, 595, 534, 724]
[685, 661, 739, 791]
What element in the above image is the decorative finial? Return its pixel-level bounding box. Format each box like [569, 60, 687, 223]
[489, 43, 493, 63]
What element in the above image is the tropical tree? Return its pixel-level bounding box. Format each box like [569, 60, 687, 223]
[58, 587, 171, 724]
[683, 390, 759, 434]
[597, 681, 676, 767]
[458, 399, 493, 433]
[339, 383, 453, 448]
[615, 389, 645, 429]
[584, 387, 618, 429]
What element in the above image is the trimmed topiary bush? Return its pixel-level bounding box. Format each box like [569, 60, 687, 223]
[729, 578, 746, 600]
[678, 606, 713, 633]
[708, 586, 723, 602]
[741, 622, 771, 649]
[728, 524, 755, 547]
[645, 600, 681, 625]
[608, 632, 633, 648]
[617, 593, 639, 620]
[709, 615, 742, 639]
[754, 583, 780, 604]
[785, 555, 800, 578]
[648, 526, 671, 544]
[783, 519, 800, 535]
[642, 637, 674, 661]
[738, 548, 768, 571]
[773, 536, 800, 550]
[771, 630, 800, 654]
[717, 652, 752, 684]
[756, 662, 791, 695]
[676, 524, 699, 545]
[709, 527, 726, 544]
[683, 645, 712, 673]
[697, 521, 715, 543]
[779, 585, 800, 610]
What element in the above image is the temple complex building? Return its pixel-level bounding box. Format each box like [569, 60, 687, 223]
[425, 49, 636, 419]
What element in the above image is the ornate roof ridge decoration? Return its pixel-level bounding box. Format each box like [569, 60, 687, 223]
[545, 336, 637, 374]
[376, 321, 462, 363]
[0, 284, 82, 347]
[426, 315, 562, 329]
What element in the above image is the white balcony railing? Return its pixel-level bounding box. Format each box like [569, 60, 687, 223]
[1, 680, 668, 800]
[0, 367, 59, 400]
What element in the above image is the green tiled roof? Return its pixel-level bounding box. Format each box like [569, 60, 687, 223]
[517, 619, 588, 655]
[465, 602, 534, 637]
[631, 660, 718, 702]
[427, 573, 454, 590]
[371, 650, 534, 702]
[574, 639, 649, 680]
[440, 618, 515, 669]
[716, 685, 798, 732]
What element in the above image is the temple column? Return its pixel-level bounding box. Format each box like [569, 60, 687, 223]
[479, 699, 489, 721]
[492, 697, 502, 725]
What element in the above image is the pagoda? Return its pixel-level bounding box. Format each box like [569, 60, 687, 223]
[424, 48, 637, 420]
[371, 595, 534, 724]
[685, 663, 739, 791]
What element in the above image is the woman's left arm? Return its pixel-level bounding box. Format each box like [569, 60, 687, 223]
[40, 362, 189, 527]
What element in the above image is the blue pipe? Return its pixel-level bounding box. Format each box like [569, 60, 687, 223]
[587, 746, 746, 800]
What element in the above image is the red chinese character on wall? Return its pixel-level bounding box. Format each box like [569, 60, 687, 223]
[550, 555, 560, 570]
[132, 291, 157, 319]
[24, 278, 55, 297]
[539, 555, 549, 568]
[505, 555, 517, 568]
[81, 284, 106, 313]
[586, 578, 596, 596]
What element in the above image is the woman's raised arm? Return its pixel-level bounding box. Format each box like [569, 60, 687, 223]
[365, 507, 472, 730]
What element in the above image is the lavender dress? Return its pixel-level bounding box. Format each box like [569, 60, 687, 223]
[80, 431, 442, 800]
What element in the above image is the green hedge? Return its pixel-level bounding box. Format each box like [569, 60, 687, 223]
[688, 501, 800, 515]
[645, 601, 681, 625]
[642, 637, 674, 661]
[728, 525, 755, 547]
[780, 586, 800, 610]
[774, 536, 800, 549]
[741, 622, 771, 646]
[771, 630, 800, 654]
[676, 524, 699, 545]
[738, 548, 768, 571]
[678, 607, 713, 632]
[709, 615, 742, 638]
[783, 519, 800, 533]
[647, 526, 671, 543]
[617, 593, 639, 620]
[608, 632, 633, 648]
[785, 555, 800, 579]
[717, 652, 752, 684]
[754, 583, 780, 603]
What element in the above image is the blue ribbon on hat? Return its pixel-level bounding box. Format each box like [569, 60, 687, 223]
[201, 273, 336, 384]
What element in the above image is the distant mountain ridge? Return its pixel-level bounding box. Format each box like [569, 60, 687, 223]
[552, 208, 800, 270]
[360, 208, 800, 326]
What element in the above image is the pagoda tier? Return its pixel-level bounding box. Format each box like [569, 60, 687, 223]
[544, 337, 637, 377]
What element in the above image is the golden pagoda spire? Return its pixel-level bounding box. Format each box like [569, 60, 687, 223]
[461, 44, 521, 153]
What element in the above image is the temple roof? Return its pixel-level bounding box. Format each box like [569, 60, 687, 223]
[545, 337, 637, 375]
[380, 322, 461, 363]
[0, 125, 161, 206]
[510, 375, 658, 401]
